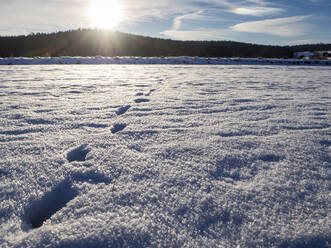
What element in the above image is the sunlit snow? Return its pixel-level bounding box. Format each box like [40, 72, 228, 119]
[0, 65, 330, 247]
[0, 57, 330, 66]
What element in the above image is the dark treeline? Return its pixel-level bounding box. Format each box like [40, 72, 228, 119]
[0, 29, 331, 58]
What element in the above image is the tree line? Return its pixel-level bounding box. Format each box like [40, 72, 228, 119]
[0, 29, 330, 58]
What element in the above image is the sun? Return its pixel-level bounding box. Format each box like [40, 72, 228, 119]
[88, 0, 124, 30]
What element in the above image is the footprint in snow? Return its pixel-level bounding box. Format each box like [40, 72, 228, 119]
[23, 179, 78, 229]
[116, 105, 131, 115]
[320, 140, 331, 147]
[258, 154, 283, 162]
[134, 98, 150, 103]
[66, 144, 91, 162]
[145, 89, 155, 96]
[111, 123, 127, 134]
[0, 169, 8, 178]
[23, 171, 112, 230]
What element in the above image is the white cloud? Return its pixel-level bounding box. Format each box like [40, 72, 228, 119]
[210, 0, 285, 17]
[160, 29, 232, 41]
[120, 0, 202, 24]
[281, 39, 331, 45]
[0, 0, 314, 40]
[160, 0, 286, 41]
[0, 0, 92, 35]
[121, 0, 285, 24]
[228, 7, 283, 16]
[231, 15, 311, 37]
[173, 11, 205, 30]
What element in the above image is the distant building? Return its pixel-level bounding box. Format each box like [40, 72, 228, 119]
[315, 50, 331, 59]
[294, 50, 331, 60]
[294, 51, 315, 59]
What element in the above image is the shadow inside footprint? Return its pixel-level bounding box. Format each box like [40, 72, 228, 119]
[0, 168, 8, 178]
[67, 144, 90, 162]
[111, 123, 127, 134]
[116, 105, 131, 115]
[279, 235, 330, 248]
[23, 180, 78, 229]
[258, 154, 282, 162]
[320, 140, 331, 146]
[134, 98, 150, 103]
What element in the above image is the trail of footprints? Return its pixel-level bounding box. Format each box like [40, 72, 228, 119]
[24, 87, 157, 230]
[17, 81, 330, 230]
[112, 87, 156, 133]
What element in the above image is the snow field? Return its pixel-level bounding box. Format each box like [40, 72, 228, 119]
[0, 65, 330, 247]
[0, 57, 330, 66]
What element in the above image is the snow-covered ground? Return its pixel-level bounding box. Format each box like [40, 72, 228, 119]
[0, 65, 330, 247]
[0, 56, 330, 66]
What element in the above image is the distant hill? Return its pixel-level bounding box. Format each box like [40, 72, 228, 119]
[0, 29, 331, 58]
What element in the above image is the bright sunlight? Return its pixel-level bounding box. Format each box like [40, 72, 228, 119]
[88, 0, 124, 29]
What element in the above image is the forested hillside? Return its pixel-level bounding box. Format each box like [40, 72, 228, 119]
[1, 29, 330, 58]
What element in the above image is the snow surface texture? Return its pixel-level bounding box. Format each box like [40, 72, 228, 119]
[0, 57, 330, 66]
[0, 65, 330, 247]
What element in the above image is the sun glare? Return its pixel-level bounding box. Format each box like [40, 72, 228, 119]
[88, 0, 124, 29]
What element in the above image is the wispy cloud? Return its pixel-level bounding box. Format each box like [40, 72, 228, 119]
[215, 0, 285, 17]
[160, 0, 287, 41]
[229, 6, 283, 17]
[231, 15, 312, 37]
[0, 0, 287, 35]
[173, 11, 205, 30]
[122, 0, 284, 25]
[121, 0, 205, 24]
[160, 29, 232, 41]
[1, 0, 328, 45]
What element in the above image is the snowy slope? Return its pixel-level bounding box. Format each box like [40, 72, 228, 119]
[0, 56, 330, 66]
[0, 65, 330, 247]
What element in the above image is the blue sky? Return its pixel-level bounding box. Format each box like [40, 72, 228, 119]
[0, 0, 330, 45]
